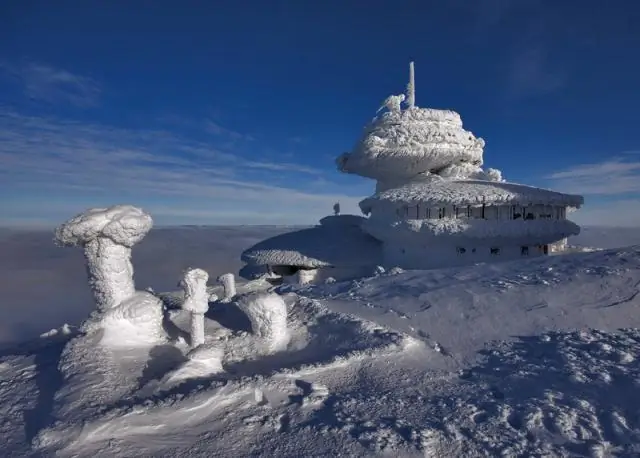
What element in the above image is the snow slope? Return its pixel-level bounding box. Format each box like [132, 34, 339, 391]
[2, 246, 640, 456]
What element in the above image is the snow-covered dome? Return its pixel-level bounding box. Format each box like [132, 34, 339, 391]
[360, 175, 584, 214]
[337, 107, 485, 185]
[241, 225, 382, 269]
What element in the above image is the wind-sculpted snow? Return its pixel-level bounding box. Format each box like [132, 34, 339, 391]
[55, 205, 153, 248]
[236, 292, 290, 353]
[54, 205, 153, 312]
[5, 246, 640, 457]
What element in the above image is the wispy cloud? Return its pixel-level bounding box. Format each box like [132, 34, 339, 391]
[545, 158, 640, 195]
[506, 47, 565, 99]
[205, 120, 254, 142]
[0, 61, 101, 107]
[545, 157, 640, 227]
[0, 109, 365, 226]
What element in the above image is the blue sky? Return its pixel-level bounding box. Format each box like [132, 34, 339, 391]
[1, 0, 639, 227]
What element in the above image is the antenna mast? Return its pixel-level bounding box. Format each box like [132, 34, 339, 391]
[406, 61, 415, 108]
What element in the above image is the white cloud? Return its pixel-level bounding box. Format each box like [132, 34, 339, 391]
[571, 199, 640, 228]
[0, 110, 365, 226]
[0, 61, 101, 107]
[205, 120, 254, 141]
[544, 157, 640, 227]
[545, 158, 640, 195]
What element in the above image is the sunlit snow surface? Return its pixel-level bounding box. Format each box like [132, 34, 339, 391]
[2, 247, 640, 456]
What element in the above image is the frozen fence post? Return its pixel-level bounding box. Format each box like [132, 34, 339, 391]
[181, 268, 210, 348]
[217, 273, 236, 302]
[236, 292, 289, 353]
[54, 205, 153, 312]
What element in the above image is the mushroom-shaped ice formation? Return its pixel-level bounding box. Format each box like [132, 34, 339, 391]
[180, 268, 210, 348]
[217, 273, 236, 302]
[236, 292, 289, 353]
[54, 205, 153, 312]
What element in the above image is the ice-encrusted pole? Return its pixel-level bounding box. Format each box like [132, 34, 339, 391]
[181, 268, 210, 348]
[236, 292, 290, 353]
[406, 61, 415, 108]
[217, 273, 236, 302]
[54, 205, 153, 312]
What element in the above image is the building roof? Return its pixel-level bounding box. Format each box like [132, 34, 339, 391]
[241, 225, 382, 269]
[360, 176, 584, 213]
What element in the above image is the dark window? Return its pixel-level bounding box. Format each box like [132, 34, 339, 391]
[521, 246, 529, 256]
[456, 247, 466, 254]
[490, 247, 500, 255]
[525, 213, 535, 220]
[471, 248, 476, 253]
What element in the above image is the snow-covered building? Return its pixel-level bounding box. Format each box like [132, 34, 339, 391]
[240, 62, 584, 280]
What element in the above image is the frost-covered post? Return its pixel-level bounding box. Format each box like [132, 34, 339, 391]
[181, 268, 210, 348]
[333, 202, 341, 216]
[405, 61, 415, 108]
[236, 292, 290, 353]
[217, 273, 236, 302]
[54, 205, 153, 312]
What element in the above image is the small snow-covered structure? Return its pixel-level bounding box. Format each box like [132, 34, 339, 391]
[217, 273, 236, 302]
[54, 205, 153, 312]
[180, 268, 210, 348]
[240, 217, 382, 284]
[236, 292, 290, 353]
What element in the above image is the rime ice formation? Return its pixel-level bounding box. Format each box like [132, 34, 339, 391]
[180, 268, 210, 348]
[217, 273, 236, 303]
[99, 291, 165, 347]
[236, 292, 290, 353]
[160, 344, 224, 387]
[240, 62, 585, 277]
[54, 205, 153, 312]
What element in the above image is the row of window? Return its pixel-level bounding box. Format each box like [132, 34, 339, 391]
[456, 245, 549, 256]
[396, 204, 567, 221]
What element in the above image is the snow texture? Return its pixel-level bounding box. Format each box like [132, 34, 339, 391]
[54, 205, 153, 312]
[6, 244, 640, 457]
[337, 106, 486, 183]
[361, 176, 584, 213]
[363, 217, 581, 244]
[98, 291, 166, 347]
[241, 225, 382, 269]
[217, 273, 236, 302]
[181, 268, 210, 347]
[160, 344, 224, 388]
[318, 214, 366, 228]
[235, 292, 290, 353]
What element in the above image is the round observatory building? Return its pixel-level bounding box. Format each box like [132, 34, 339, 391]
[338, 62, 584, 269]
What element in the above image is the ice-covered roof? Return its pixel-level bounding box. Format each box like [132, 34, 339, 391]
[362, 217, 581, 245]
[360, 176, 584, 212]
[337, 106, 485, 182]
[241, 225, 382, 268]
[318, 214, 366, 228]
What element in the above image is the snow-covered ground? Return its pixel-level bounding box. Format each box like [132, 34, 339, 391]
[2, 241, 640, 456]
